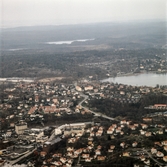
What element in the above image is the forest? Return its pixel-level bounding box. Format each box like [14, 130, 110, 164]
[0, 48, 166, 79]
[0, 21, 166, 79]
[88, 93, 167, 121]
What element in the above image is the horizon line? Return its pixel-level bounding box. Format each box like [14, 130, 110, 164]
[1, 19, 166, 29]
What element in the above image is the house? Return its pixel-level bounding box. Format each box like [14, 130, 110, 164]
[60, 157, 67, 164]
[95, 149, 101, 155]
[151, 148, 157, 154]
[115, 127, 122, 133]
[35, 95, 39, 102]
[67, 147, 74, 152]
[97, 145, 102, 150]
[120, 131, 124, 135]
[52, 161, 62, 166]
[132, 142, 138, 147]
[108, 145, 115, 153]
[163, 156, 167, 162]
[82, 153, 90, 159]
[75, 86, 82, 91]
[107, 127, 114, 134]
[123, 152, 130, 157]
[140, 130, 146, 135]
[67, 159, 73, 165]
[156, 151, 164, 157]
[129, 125, 136, 130]
[143, 117, 152, 122]
[83, 148, 91, 153]
[40, 151, 47, 158]
[85, 157, 92, 162]
[74, 148, 83, 155]
[164, 146, 167, 151]
[134, 123, 139, 127]
[97, 156, 106, 161]
[88, 137, 93, 141]
[120, 120, 126, 125]
[68, 138, 76, 144]
[158, 130, 163, 135]
[141, 124, 148, 129]
[75, 108, 80, 113]
[126, 121, 131, 125]
[52, 153, 62, 158]
[96, 131, 102, 136]
[84, 86, 93, 91]
[134, 165, 140, 167]
[162, 140, 167, 146]
[140, 155, 145, 161]
[66, 151, 73, 157]
[112, 124, 117, 128]
[52, 98, 58, 104]
[120, 91, 125, 95]
[66, 163, 72, 167]
[28, 106, 37, 114]
[154, 142, 162, 147]
[41, 106, 59, 114]
[153, 104, 167, 109]
[145, 132, 152, 137]
[90, 132, 95, 137]
[120, 142, 125, 148]
[144, 159, 150, 165]
[76, 132, 84, 137]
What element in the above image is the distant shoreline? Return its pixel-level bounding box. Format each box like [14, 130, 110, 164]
[101, 71, 167, 87]
[114, 71, 166, 78]
[0, 77, 35, 83]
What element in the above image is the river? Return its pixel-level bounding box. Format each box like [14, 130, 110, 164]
[102, 73, 167, 87]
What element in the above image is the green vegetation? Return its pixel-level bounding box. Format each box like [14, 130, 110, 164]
[0, 48, 166, 79]
[89, 93, 167, 121]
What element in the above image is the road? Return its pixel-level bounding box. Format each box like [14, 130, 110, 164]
[77, 91, 115, 121]
[143, 149, 167, 166]
[8, 148, 36, 165]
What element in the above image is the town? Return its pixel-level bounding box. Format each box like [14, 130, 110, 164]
[0, 0, 166, 166]
[0, 78, 167, 167]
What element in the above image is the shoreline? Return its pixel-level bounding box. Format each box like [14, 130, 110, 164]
[116, 71, 167, 78]
[101, 71, 167, 87]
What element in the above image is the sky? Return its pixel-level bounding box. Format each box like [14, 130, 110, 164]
[0, 0, 166, 28]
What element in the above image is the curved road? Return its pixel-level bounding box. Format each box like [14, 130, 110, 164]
[78, 91, 115, 121]
[143, 149, 167, 166]
[8, 148, 36, 165]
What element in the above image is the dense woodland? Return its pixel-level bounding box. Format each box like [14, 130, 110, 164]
[0, 48, 166, 79]
[89, 93, 167, 121]
[0, 21, 166, 79]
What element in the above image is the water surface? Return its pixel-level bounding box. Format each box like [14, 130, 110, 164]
[45, 38, 94, 45]
[102, 73, 167, 87]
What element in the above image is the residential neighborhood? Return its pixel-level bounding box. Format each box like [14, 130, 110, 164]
[0, 2, 166, 166]
[0, 79, 167, 166]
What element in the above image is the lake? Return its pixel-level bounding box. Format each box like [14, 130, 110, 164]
[0, 77, 34, 83]
[102, 73, 167, 87]
[45, 38, 94, 45]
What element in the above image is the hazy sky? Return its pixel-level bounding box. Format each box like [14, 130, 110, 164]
[0, 0, 166, 27]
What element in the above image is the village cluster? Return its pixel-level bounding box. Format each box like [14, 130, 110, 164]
[0, 79, 167, 166]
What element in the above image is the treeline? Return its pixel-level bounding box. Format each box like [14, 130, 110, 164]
[0, 51, 108, 78]
[140, 93, 167, 107]
[0, 48, 165, 78]
[89, 93, 167, 121]
[89, 98, 142, 120]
